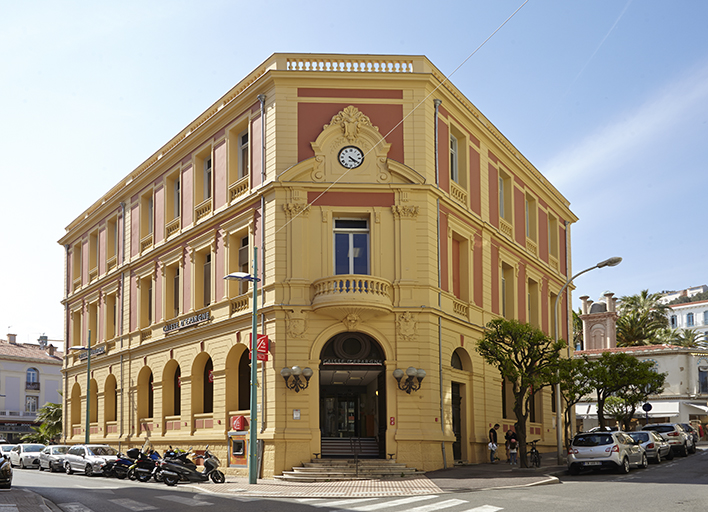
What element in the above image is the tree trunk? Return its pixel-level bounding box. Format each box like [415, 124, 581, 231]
[514, 402, 529, 468]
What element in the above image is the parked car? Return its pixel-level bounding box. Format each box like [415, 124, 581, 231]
[679, 423, 700, 446]
[567, 431, 647, 475]
[0, 445, 15, 457]
[628, 430, 672, 463]
[644, 423, 695, 456]
[8, 444, 45, 469]
[0, 455, 11, 489]
[64, 444, 119, 476]
[39, 445, 70, 472]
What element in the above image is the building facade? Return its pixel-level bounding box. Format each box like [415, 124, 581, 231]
[0, 334, 63, 442]
[666, 300, 708, 343]
[58, 54, 576, 476]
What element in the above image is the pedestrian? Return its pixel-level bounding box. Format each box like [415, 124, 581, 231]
[508, 438, 518, 465]
[488, 423, 500, 463]
[504, 427, 517, 462]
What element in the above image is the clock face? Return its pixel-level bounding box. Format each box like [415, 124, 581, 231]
[338, 146, 364, 169]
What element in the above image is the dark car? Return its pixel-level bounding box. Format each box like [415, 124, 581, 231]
[0, 454, 12, 489]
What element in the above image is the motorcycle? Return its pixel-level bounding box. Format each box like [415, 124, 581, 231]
[160, 445, 225, 486]
[103, 452, 135, 479]
[127, 441, 163, 483]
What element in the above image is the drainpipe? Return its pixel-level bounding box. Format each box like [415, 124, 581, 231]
[120, 202, 126, 440]
[436, 194, 447, 468]
[258, 93, 267, 434]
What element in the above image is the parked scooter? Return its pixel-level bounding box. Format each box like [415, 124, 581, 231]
[103, 451, 135, 479]
[160, 445, 225, 485]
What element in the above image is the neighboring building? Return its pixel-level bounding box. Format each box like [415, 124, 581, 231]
[575, 345, 708, 430]
[659, 285, 708, 305]
[575, 295, 708, 431]
[0, 334, 63, 442]
[58, 53, 577, 476]
[666, 300, 708, 343]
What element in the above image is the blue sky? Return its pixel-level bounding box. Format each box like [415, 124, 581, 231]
[2, 0, 706, 343]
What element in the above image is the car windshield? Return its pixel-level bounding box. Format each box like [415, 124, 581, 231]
[24, 444, 45, 452]
[0, 446, 13, 452]
[52, 446, 69, 454]
[645, 425, 673, 433]
[573, 434, 613, 446]
[629, 433, 649, 442]
[88, 446, 117, 456]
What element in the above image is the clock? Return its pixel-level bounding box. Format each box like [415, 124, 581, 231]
[338, 146, 364, 169]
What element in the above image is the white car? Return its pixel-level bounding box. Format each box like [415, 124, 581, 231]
[568, 432, 646, 475]
[0, 445, 16, 458]
[8, 444, 45, 469]
[64, 444, 118, 476]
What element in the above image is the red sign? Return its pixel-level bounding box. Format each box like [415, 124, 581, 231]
[249, 334, 269, 361]
[390, 417, 395, 426]
[231, 415, 248, 431]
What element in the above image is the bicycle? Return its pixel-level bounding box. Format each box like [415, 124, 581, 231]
[526, 439, 542, 468]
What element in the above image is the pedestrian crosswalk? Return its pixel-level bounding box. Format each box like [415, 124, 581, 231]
[295, 496, 503, 512]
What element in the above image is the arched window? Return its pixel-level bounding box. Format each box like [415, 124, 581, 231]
[174, 366, 181, 416]
[238, 351, 250, 411]
[451, 351, 463, 370]
[687, 313, 694, 327]
[203, 358, 213, 414]
[26, 368, 39, 383]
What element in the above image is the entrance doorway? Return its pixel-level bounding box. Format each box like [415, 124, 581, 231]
[452, 382, 462, 460]
[319, 332, 386, 458]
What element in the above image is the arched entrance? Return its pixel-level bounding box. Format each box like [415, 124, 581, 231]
[319, 332, 386, 458]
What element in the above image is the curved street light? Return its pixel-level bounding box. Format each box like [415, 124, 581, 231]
[554, 256, 622, 465]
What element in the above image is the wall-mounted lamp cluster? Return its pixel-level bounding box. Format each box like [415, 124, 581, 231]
[280, 365, 313, 392]
[392, 367, 426, 394]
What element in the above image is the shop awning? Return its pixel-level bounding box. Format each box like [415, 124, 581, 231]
[683, 402, 708, 414]
[575, 401, 680, 419]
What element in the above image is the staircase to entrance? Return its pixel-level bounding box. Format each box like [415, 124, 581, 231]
[320, 437, 379, 458]
[275, 458, 423, 482]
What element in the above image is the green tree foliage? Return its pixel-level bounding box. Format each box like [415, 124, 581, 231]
[477, 319, 565, 467]
[667, 290, 708, 305]
[572, 308, 583, 350]
[616, 290, 670, 347]
[587, 352, 666, 429]
[22, 401, 62, 444]
[558, 357, 594, 448]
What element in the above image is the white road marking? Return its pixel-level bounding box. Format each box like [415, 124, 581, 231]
[59, 504, 94, 512]
[346, 495, 438, 511]
[404, 499, 469, 512]
[156, 495, 212, 506]
[462, 507, 503, 512]
[312, 498, 379, 507]
[109, 498, 158, 510]
[0, 505, 19, 511]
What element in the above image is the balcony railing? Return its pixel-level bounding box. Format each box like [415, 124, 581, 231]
[25, 382, 40, 391]
[230, 294, 250, 315]
[229, 177, 249, 202]
[450, 181, 468, 206]
[165, 217, 180, 238]
[526, 238, 538, 257]
[312, 275, 393, 312]
[195, 198, 212, 221]
[106, 255, 117, 272]
[140, 233, 153, 252]
[499, 218, 513, 239]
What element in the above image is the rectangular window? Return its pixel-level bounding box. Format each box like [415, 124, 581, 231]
[139, 275, 153, 329]
[525, 194, 537, 241]
[71, 309, 82, 347]
[89, 231, 98, 280]
[548, 213, 559, 258]
[204, 157, 212, 201]
[72, 243, 82, 291]
[687, 313, 695, 327]
[174, 179, 180, 218]
[173, 267, 180, 317]
[88, 302, 98, 343]
[203, 254, 211, 307]
[528, 278, 539, 327]
[334, 219, 369, 275]
[450, 134, 459, 183]
[239, 132, 249, 179]
[106, 217, 118, 271]
[499, 171, 512, 222]
[25, 396, 38, 413]
[105, 293, 116, 340]
[140, 191, 154, 246]
[700, 369, 708, 394]
[501, 262, 514, 319]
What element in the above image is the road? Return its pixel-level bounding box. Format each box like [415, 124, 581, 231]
[11, 447, 708, 512]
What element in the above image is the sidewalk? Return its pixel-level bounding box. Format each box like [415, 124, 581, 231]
[193, 451, 567, 498]
[0, 488, 56, 511]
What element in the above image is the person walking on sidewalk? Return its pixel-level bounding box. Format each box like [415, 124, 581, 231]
[504, 427, 517, 462]
[488, 424, 500, 463]
[508, 438, 518, 465]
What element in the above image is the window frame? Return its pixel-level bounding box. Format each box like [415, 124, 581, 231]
[333, 218, 370, 275]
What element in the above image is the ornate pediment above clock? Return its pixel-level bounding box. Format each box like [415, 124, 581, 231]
[309, 106, 392, 183]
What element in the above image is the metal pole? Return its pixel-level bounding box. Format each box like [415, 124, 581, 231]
[86, 330, 91, 444]
[249, 247, 258, 484]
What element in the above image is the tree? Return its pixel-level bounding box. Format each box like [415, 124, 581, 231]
[557, 357, 594, 448]
[477, 319, 565, 467]
[587, 352, 666, 429]
[23, 401, 63, 444]
[572, 308, 583, 350]
[616, 290, 670, 347]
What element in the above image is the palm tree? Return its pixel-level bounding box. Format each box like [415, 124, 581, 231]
[33, 401, 62, 443]
[618, 289, 670, 327]
[616, 290, 671, 347]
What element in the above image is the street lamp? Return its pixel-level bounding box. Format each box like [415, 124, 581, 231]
[224, 247, 260, 485]
[554, 256, 622, 464]
[68, 329, 92, 444]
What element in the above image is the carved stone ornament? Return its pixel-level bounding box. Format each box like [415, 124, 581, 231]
[323, 106, 376, 143]
[391, 205, 419, 218]
[397, 311, 418, 341]
[342, 313, 361, 331]
[282, 203, 310, 218]
[286, 309, 308, 338]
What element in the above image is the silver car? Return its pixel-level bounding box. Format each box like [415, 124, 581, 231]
[64, 444, 118, 476]
[568, 431, 647, 475]
[628, 430, 672, 463]
[8, 444, 45, 469]
[39, 445, 70, 472]
[644, 423, 695, 456]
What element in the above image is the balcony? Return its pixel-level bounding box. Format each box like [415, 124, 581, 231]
[195, 198, 212, 221]
[449, 181, 468, 207]
[25, 382, 40, 391]
[229, 177, 249, 202]
[165, 218, 180, 238]
[312, 275, 393, 320]
[499, 218, 513, 239]
[140, 233, 153, 252]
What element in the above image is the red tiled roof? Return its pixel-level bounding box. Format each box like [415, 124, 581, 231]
[576, 344, 689, 355]
[0, 341, 63, 364]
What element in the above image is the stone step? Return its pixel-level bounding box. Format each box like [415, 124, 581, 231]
[291, 466, 417, 475]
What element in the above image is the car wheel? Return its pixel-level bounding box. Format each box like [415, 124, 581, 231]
[19, 460, 24, 470]
[618, 457, 630, 474]
[38, 463, 44, 472]
[689, 442, 697, 454]
[568, 465, 580, 476]
[640, 454, 648, 469]
[654, 451, 661, 464]
[665, 449, 674, 460]
[85, 464, 93, 477]
[681, 444, 689, 457]
[65, 462, 73, 475]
